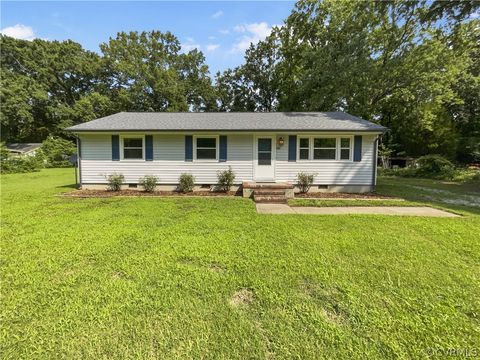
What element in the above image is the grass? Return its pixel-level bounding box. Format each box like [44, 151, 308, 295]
[289, 199, 421, 207]
[1, 169, 479, 359]
[289, 175, 480, 211]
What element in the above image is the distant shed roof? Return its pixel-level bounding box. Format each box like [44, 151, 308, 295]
[66, 112, 387, 133]
[6, 143, 42, 154]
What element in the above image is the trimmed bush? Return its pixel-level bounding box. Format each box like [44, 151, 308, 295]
[297, 172, 315, 193]
[217, 167, 236, 192]
[179, 173, 195, 193]
[416, 155, 455, 179]
[139, 175, 158, 192]
[106, 173, 124, 191]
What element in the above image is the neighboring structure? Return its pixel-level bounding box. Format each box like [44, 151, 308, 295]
[5, 143, 42, 157]
[66, 112, 387, 193]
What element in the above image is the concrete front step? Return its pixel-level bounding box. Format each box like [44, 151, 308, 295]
[243, 181, 294, 190]
[253, 194, 287, 204]
[254, 189, 286, 196]
[243, 181, 294, 199]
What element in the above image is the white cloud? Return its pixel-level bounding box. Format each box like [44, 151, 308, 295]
[208, 35, 216, 40]
[211, 10, 224, 19]
[182, 37, 201, 52]
[231, 22, 278, 53]
[206, 44, 220, 52]
[219, 29, 230, 35]
[0, 24, 36, 40]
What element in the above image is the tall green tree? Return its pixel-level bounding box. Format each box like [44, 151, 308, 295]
[100, 31, 216, 112]
[0, 36, 105, 141]
[252, 0, 479, 161]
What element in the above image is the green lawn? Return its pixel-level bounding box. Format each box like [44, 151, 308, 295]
[1, 169, 479, 359]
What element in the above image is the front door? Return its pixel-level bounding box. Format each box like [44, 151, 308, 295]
[254, 136, 275, 181]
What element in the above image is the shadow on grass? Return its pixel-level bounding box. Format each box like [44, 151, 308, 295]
[56, 183, 78, 189]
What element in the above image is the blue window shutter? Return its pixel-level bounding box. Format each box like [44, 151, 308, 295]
[354, 135, 362, 162]
[219, 135, 227, 162]
[288, 135, 297, 162]
[112, 135, 120, 161]
[185, 135, 193, 162]
[145, 135, 153, 161]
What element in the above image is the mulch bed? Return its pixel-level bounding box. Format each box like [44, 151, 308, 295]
[294, 192, 399, 199]
[60, 189, 398, 200]
[60, 189, 239, 198]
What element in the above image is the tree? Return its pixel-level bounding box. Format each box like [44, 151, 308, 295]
[0, 35, 104, 142]
[257, 0, 478, 161]
[215, 68, 256, 112]
[100, 31, 216, 112]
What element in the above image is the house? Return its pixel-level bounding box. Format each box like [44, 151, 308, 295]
[5, 143, 42, 157]
[66, 112, 387, 195]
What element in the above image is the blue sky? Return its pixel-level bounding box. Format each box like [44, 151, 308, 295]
[1, 1, 294, 74]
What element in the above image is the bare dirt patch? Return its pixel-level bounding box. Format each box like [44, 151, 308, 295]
[112, 270, 130, 280]
[230, 288, 255, 307]
[300, 280, 349, 325]
[322, 306, 348, 325]
[208, 263, 226, 273]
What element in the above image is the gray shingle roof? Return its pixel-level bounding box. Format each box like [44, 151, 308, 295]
[6, 143, 42, 154]
[66, 112, 387, 132]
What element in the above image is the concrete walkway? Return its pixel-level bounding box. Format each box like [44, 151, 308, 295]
[256, 204, 459, 217]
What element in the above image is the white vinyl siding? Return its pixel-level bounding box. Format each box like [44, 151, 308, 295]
[79, 133, 376, 185]
[80, 134, 253, 184]
[276, 135, 375, 185]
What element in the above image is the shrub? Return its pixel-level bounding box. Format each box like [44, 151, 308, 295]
[106, 173, 124, 191]
[0, 143, 43, 174]
[452, 168, 480, 183]
[297, 172, 315, 193]
[179, 173, 195, 193]
[39, 136, 76, 168]
[379, 167, 418, 178]
[416, 155, 455, 179]
[139, 175, 158, 192]
[216, 167, 236, 192]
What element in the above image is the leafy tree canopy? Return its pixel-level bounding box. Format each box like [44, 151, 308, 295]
[1, 2, 479, 163]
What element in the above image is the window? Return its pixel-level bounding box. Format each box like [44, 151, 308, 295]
[195, 136, 217, 160]
[340, 138, 351, 160]
[122, 137, 144, 160]
[297, 136, 353, 161]
[257, 138, 272, 165]
[314, 138, 336, 160]
[299, 138, 310, 160]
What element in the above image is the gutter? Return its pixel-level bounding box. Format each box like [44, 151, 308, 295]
[75, 136, 82, 189]
[372, 136, 379, 190]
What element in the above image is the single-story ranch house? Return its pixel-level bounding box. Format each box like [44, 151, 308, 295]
[66, 112, 386, 196]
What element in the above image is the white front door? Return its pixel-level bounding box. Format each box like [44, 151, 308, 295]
[254, 136, 275, 181]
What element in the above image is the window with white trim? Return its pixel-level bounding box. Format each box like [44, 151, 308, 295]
[340, 137, 351, 160]
[299, 138, 310, 160]
[195, 136, 218, 160]
[122, 137, 144, 160]
[297, 136, 353, 161]
[313, 137, 336, 160]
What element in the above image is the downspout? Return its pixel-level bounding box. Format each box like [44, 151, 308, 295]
[75, 135, 82, 189]
[372, 136, 379, 192]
